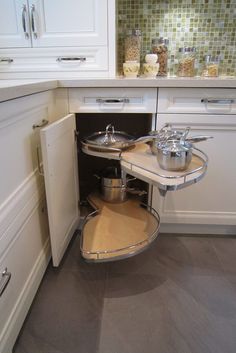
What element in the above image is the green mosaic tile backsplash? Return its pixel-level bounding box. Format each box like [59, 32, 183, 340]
[116, 0, 236, 76]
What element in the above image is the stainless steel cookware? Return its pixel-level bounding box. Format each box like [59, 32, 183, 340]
[156, 139, 193, 171]
[95, 167, 146, 203]
[82, 124, 152, 152]
[149, 124, 213, 156]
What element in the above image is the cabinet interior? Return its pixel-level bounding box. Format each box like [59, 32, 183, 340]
[76, 113, 153, 202]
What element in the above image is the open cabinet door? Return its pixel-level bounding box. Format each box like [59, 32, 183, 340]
[40, 114, 79, 266]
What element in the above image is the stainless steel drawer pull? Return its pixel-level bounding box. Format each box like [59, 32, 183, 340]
[22, 4, 29, 39]
[96, 98, 130, 104]
[201, 98, 234, 104]
[32, 119, 48, 129]
[57, 57, 86, 62]
[0, 268, 11, 297]
[0, 58, 13, 63]
[30, 4, 37, 39]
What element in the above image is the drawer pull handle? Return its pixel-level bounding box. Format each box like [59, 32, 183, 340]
[0, 268, 11, 297]
[30, 4, 37, 39]
[32, 119, 48, 129]
[0, 58, 13, 63]
[22, 4, 29, 39]
[96, 98, 130, 104]
[57, 57, 86, 62]
[201, 98, 234, 104]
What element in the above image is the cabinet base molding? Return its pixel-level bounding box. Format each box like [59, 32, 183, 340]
[0, 239, 51, 353]
[160, 223, 236, 235]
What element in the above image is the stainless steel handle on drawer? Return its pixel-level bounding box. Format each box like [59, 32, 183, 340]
[0, 268, 11, 297]
[96, 98, 130, 104]
[22, 4, 29, 39]
[30, 4, 37, 39]
[57, 57, 86, 62]
[201, 98, 234, 104]
[0, 58, 13, 63]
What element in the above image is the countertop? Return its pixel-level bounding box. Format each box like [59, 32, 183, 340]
[0, 76, 236, 103]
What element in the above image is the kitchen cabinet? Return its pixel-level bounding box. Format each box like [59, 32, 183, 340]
[0, 0, 115, 78]
[152, 88, 236, 234]
[0, 89, 68, 353]
[0, 0, 30, 48]
[0, 0, 107, 48]
[40, 87, 208, 265]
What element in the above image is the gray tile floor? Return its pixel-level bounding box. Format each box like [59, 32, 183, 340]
[14, 234, 236, 353]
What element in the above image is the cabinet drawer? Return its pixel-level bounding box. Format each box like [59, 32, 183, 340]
[158, 88, 236, 114]
[69, 88, 157, 113]
[0, 47, 108, 76]
[0, 199, 49, 348]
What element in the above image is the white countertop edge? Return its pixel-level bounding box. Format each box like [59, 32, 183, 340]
[58, 76, 236, 88]
[0, 77, 236, 103]
[0, 79, 58, 103]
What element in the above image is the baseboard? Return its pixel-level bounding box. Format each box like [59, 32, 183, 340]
[0, 239, 51, 353]
[160, 223, 236, 235]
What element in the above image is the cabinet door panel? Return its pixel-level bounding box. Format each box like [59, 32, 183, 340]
[40, 114, 79, 266]
[29, 0, 107, 47]
[0, 0, 31, 48]
[152, 114, 236, 226]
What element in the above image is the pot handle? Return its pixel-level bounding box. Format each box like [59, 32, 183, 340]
[126, 188, 147, 196]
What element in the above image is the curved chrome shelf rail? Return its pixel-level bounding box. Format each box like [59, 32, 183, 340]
[80, 199, 160, 263]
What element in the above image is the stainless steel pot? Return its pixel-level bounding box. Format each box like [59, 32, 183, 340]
[95, 167, 146, 203]
[156, 139, 193, 171]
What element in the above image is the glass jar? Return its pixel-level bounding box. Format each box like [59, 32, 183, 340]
[124, 29, 142, 63]
[202, 55, 220, 77]
[177, 47, 196, 77]
[152, 37, 169, 76]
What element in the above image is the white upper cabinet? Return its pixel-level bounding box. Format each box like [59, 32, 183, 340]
[0, 0, 31, 48]
[29, 0, 107, 47]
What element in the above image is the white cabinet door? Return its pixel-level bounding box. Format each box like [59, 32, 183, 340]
[29, 0, 108, 47]
[40, 114, 80, 266]
[0, 0, 31, 48]
[152, 113, 236, 228]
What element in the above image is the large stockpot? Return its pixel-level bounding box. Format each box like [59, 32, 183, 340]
[95, 167, 134, 203]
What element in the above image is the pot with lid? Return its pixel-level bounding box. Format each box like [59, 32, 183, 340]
[156, 127, 192, 171]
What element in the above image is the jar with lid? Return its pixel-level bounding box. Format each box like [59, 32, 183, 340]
[124, 29, 142, 63]
[202, 55, 220, 77]
[152, 37, 169, 76]
[177, 47, 196, 77]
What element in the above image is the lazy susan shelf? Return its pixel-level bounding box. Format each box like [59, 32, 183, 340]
[82, 143, 208, 191]
[80, 193, 160, 262]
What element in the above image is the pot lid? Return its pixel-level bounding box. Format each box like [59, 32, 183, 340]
[85, 124, 134, 146]
[158, 140, 192, 153]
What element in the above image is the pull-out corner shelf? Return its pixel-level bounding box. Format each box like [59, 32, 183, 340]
[81, 194, 160, 262]
[82, 143, 208, 191]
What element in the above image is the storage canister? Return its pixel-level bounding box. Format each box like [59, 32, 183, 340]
[201, 55, 220, 77]
[152, 37, 169, 76]
[177, 47, 196, 77]
[124, 29, 142, 63]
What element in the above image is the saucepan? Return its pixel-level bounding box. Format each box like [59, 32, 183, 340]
[155, 127, 213, 171]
